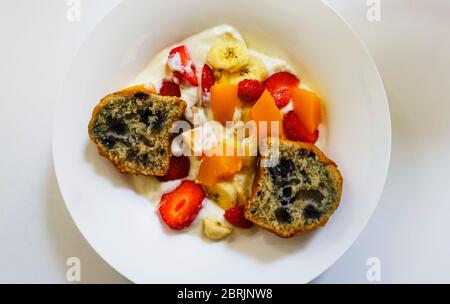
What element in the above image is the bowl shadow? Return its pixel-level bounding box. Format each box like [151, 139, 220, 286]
[225, 226, 316, 263]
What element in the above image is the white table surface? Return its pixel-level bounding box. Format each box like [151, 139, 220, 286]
[1, 0, 449, 284]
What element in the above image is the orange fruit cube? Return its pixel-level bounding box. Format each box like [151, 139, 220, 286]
[196, 154, 243, 186]
[211, 84, 239, 125]
[291, 88, 322, 134]
[250, 90, 283, 138]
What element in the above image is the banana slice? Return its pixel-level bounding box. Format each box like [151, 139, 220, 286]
[228, 56, 268, 84]
[208, 33, 250, 73]
[204, 182, 237, 210]
[203, 218, 232, 241]
[233, 169, 255, 205]
[213, 56, 268, 85]
[214, 69, 231, 84]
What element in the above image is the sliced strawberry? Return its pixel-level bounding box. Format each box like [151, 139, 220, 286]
[238, 79, 265, 103]
[157, 156, 190, 182]
[159, 79, 181, 97]
[159, 180, 205, 230]
[168, 46, 198, 87]
[264, 72, 300, 108]
[283, 111, 319, 144]
[201, 64, 215, 100]
[224, 205, 253, 229]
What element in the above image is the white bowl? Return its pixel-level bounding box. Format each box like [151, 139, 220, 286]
[53, 0, 391, 283]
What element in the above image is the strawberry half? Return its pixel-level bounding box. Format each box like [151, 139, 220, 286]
[224, 205, 253, 229]
[283, 111, 319, 144]
[159, 180, 205, 230]
[238, 79, 265, 103]
[264, 72, 300, 108]
[168, 45, 198, 87]
[159, 79, 181, 97]
[157, 156, 190, 182]
[201, 64, 215, 101]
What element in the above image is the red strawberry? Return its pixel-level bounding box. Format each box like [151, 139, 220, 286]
[201, 64, 215, 100]
[264, 72, 300, 108]
[283, 111, 319, 143]
[168, 46, 198, 87]
[159, 180, 205, 230]
[159, 79, 181, 97]
[224, 205, 253, 229]
[238, 79, 265, 103]
[157, 156, 190, 182]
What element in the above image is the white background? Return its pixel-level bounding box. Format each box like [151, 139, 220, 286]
[1, 0, 449, 283]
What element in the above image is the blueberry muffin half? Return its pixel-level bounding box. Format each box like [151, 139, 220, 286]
[245, 138, 343, 238]
[88, 86, 186, 176]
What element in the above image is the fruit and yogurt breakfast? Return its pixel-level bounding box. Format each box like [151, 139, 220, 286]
[88, 25, 342, 241]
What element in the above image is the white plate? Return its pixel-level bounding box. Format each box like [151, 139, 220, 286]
[53, 0, 391, 283]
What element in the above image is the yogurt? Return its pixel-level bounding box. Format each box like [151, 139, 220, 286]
[129, 25, 326, 235]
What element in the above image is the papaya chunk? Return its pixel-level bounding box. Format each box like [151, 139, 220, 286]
[291, 88, 322, 134]
[211, 84, 239, 125]
[250, 90, 283, 138]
